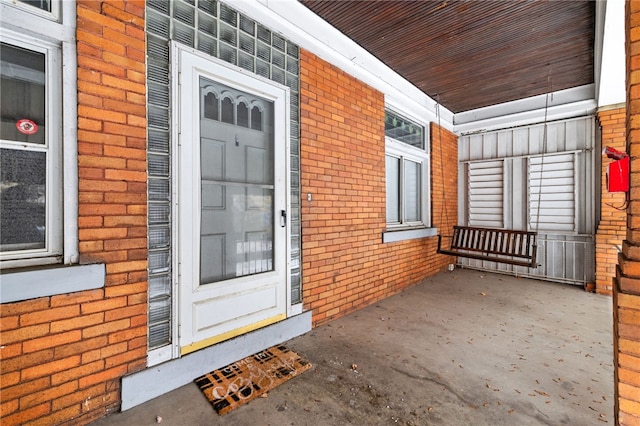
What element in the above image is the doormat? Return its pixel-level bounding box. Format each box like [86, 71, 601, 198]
[194, 344, 311, 415]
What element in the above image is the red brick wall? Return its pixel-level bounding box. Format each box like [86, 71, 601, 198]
[300, 50, 457, 326]
[0, 2, 147, 425]
[430, 122, 459, 232]
[596, 107, 627, 295]
[616, 2, 640, 424]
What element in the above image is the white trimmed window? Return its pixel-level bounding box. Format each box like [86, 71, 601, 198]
[384, 109, 431, 237]
[1, 35, 63, 264]
[1, 0, 77, 269]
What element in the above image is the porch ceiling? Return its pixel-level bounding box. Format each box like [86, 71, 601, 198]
[300, 0, 595, 113]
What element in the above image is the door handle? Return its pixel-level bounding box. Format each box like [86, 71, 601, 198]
[280, 210, 287, 227]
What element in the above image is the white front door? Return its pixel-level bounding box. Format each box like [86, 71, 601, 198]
[176, 47, 289, 355]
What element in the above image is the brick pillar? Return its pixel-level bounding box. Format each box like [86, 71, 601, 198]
[616, 2, 640, 424]
[596, 107, 627, 295]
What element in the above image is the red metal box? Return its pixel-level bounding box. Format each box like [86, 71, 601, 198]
[607, 156, 629, 193]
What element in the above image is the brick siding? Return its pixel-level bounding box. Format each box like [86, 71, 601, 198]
[299, 50, 457, 326]
[616, 2, 640, 424]
[0, 2, 148, 425]
[596, 107, 627, 295]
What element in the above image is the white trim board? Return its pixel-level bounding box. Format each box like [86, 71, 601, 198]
[0, 264, 105, 303]
[454, 85, 597, 135]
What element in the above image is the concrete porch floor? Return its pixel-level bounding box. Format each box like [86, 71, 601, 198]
[92, 268, 613, 426]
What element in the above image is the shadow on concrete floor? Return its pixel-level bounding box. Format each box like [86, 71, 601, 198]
[92, 268, 614, 426]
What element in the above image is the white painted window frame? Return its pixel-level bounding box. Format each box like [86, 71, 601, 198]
[383, 107, 432, 242]
[1, 32, 63, 265]
[0, 1, 92, 303]
[0, 0, 77, 268]
[7, 0, 61, 21]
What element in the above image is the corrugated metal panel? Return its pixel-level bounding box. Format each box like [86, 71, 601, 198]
[534, 234, 595, 284]
[468, 161, 503, 228]
[458, 116, 595, 285]
[459, 117, 595, 162]
[460, 235, 595, 285]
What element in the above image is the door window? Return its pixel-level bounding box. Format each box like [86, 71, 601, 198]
[199, 78, 275, 284]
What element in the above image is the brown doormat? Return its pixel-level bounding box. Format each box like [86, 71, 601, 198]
[194, 344, 311, 415]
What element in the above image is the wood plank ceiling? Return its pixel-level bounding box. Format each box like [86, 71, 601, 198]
[300, 0, 595, 113]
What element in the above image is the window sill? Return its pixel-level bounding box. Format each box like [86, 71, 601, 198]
[382, 227, 438, 243]
[0, 263, 105, 303]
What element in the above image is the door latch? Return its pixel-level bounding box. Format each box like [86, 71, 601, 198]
[280, 210, 287, 227]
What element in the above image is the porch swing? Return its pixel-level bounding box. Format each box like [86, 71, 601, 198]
[434, 92, 552, 269]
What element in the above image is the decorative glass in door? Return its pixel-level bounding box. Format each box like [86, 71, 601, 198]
[199, 77, 275, 285]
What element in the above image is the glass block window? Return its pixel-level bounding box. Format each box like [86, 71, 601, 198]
[146, 0, 301, 352]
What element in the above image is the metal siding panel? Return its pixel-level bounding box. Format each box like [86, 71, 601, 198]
[528, 126, 543, 156]
[564, 119, 579, 151]
[513, 128, 529, 156]
[457, 117, 595, 285]
[482, 133, 498, 160]
[497, 131, 512, 158]
[554, 121, 568, 152]
[583, 150, 594, 233]
[512, 158, 526, 230]
[458, 163, 467, 225]
[504, 158, 513, 230]
[459, 136, 471, 162]
[469, 135, 484, 160]
[546, 121, 560, 153]
[577, 117, 588, 150]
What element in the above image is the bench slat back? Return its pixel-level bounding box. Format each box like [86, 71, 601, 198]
[449, 226, 536, 260]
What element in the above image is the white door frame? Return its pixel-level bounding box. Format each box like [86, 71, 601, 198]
[172, 43, 291, 357]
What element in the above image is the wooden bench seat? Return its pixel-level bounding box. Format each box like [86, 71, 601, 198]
[437, 226, 538, 268]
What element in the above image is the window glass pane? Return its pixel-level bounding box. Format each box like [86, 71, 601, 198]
[203, 92, 218, 120]
[385, 110, 423, 149]
[199, 77, 275, 283]
[0, 43, 46, 145]
[221, 97, 234, 124]
[18, 0, 51, 12]
[386, 155, 400, 223]
[237, 101, 249, 127]
[251, 106, 262, 130]
[1, 148, 46, 251]
[404, 159, 421, 222]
